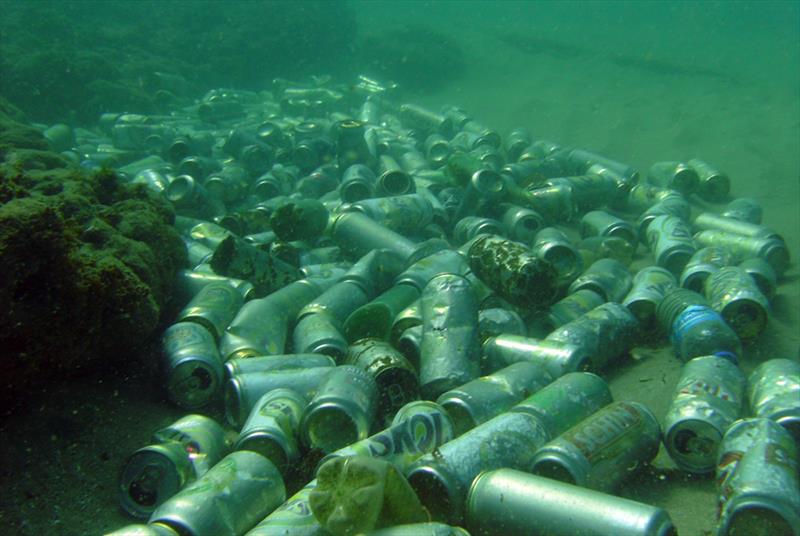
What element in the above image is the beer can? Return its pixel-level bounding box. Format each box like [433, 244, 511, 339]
[175, 281, 244, 342]
[397, 325, 423, 371]
[437, 361, 554, 436]
[510, 370, 612, 439]
[301, 365, 378, 453]
[693, 229, 790, 276]
[704, 266, 770, 341]
[646, 214, 696, 276]
[530, 401, 661, 491]
[545, 302, 639, 371]
[477, 307, 526, 342]
[420, 273, 481, 399]
[546, 288, 606, 330]
[482, 335, 591, 379]
[578, 235, 636, 268]
[663, 355, 746, 473]
[623, 266, 677, 333]
[317, 400, 455, 473]
[738, 257, 777, 300]
[377, 154, 415, 196]
[103, 524, 179, 536]
[363, 523, 469, 536]
[235, 388, 307, 472]
[466, 469, 676, 536]
[505, 127, 532, 163]
[292, 312, 349, 362]
[626, 183, 680, 214]
[532, 227, 584, 287]
[679, 246, 733, 294]
[452, 216, 504, 246]
[339, 163, 376, 203]
[348, 193, 435, 235]
[390, 300, 422, 348]
[425, 133, 452, 168]
[224, 353, 335, 379]
[693, 212, 781, 241]
[580, 210, 638, 247]
[722, 197, 763, 225]
[346, 338, 420, 424]
[647, 161, 699, 194]
[525, 182, 576, 222]
[245, 480, 323, 536]
[567, 258, 633, 303]
[175, 270, 254, 305]
[716, 418, 800, 536]
[635, 195, 691, 243]
[162, 322, 225, 409]
[747, 359, 800, 441]
[150, 451, 286, 536]
[687, 158, 730, 202]
[400, 103, 454, 137]
[225, 367, 333, 428]
[344, 283, 421, 343]
[500, 204, 545, 244]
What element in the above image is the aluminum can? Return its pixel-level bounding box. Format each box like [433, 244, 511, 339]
[400, 103, 454, 137]
[567, 258, 633, 303]
[463, 120, 501, 148]
[466, 469, 676, 536]
[580, 210, 638, 247]
[646, 214, 695, 276]
[220, 278, 330, 361]
[346, 338, 420, 424]
[738, 257, 777, 300]
[679, 246, 733, 293]
[318, 400, 455, 473]
[687, 158, 730, 202]
[546, 288, 605, 330]
[420, 273, 481, 399]
[452, 216, 504, 246]
[532, 227, 584, 287]
[225, 367, 333, 428]
[647, 161, 699, 194]
[530, 401, 661, 491]
[467, 234, 559, 308]
[425, 133, 452, 168]
[149, 451, 286, 536]
[436, 361, 554, 436]
[626, 183, 680, 214]
[348, 193, 435, 235]
[405, 410, 550, 524]
[500, 204, 545, 244]
[175, 281, 244, 342]
[364, 523, 469, 536]
[246, 480, 323, 536]
[162, 322, 224, 409]
[175, 270, 254, 305]
[693, 229, 790, 276]
[548, 173, 616, 212]
[292, 313, 349, 362]
[477, 307, 526, 342]
[390, 299, 422, 348]
[344, 283, 421, 343]
[623, 266, 677, 333]
[454, 169, 506, 223]
[397, 325, 423, 371]
[545, 303, 639, 371]
[578, 235, 636, 268]
[377, 154, 415, 196]
[334, 119, 373, 169]
[103, 524, 179, 536]
[339, 163, 376, 203]
[235, 388, 307, 473]
[716, 418, 800, 536]
[747, 359, 800, 441]
[693, 212, 781, 241]
[119, 441, 195, 519]
[482, 335, 591, 379]
[722, 197, 762, 224]
[525, 181, 576, 222]
[301, 365, 378, 453]
[635, 195, 691, 242]
[224, 354, 335, 379]
[504, 127, 532, 162]
[663, 355, 746, 473]
[705, 266, 770, 341]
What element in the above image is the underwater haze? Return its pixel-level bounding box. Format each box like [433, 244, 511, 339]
[0, 1, 798, 535]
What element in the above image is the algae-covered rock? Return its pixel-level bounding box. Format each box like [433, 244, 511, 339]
[0, 159, 186, 399]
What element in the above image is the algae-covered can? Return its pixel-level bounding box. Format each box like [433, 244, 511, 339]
[738, 257, 777, 300]
[301, 365, 378, 453]
[715, 418, 800, 536]
[679, 246, 733, 294]
[663, 355, 745, 474]
[162, 322, 225, 409]
[150, 451, 286, 536]
[235, 388, 307, 473]
[693, 230, 790, 276]
[704, 266, 770, 342]
[747, 359, 800, 441]
[530, 401, 661, 491]
[466, 469, 676, 536]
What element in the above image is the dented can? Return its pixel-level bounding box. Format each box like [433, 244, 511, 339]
[747, 359, 800, 441]
[663, 355, 746, 473]
[704, 266, 770, 342]
[530, 401, 661, 491]
[162, 322, 225, 409]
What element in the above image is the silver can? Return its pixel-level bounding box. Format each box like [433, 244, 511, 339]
[176, 281, 245, 341]
[162, 322, 225, 409]
[291, 312, 349, 362]
[693, 212, 781, 241]
[500, 204, 545, 244]
[477, 307, 526, 342]
[245, 479, 322, 536]
[704, 266, 770, 342]
[580, 210, 638, 247]
[235, 388, 307, 473]
[722, 197, 763, 224]
[224, 353, 335, 379]
[546, 289, 606, 331]
[693, 230, 790, 276]
[647, 161, 699, 194]
[532, 227, 584, 287]
[679, 246, 733, 294]
[738, 257, 777, 300]
[301, 365, 378, 453]
[663, 355, 746, 473]
[567, 258, 633, 303]
[747, 359, 800, 441]
[530, 401, 661, 491]
[482, 335, 591, 379]
[149, 451, 286, 536]
[623, 266, 677, 334]
[466, 469, 676, 536]
[646, 214, 696, 277]
[687, 158, 730, 202]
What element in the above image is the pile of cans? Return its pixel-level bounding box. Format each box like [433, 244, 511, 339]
[46, 75, 799, 536]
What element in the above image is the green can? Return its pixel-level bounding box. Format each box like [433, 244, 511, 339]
[704, 266, 770, 341]
[747, 359, 800, 441]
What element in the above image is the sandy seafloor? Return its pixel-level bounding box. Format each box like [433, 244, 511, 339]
[1, 2, 798, 535]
